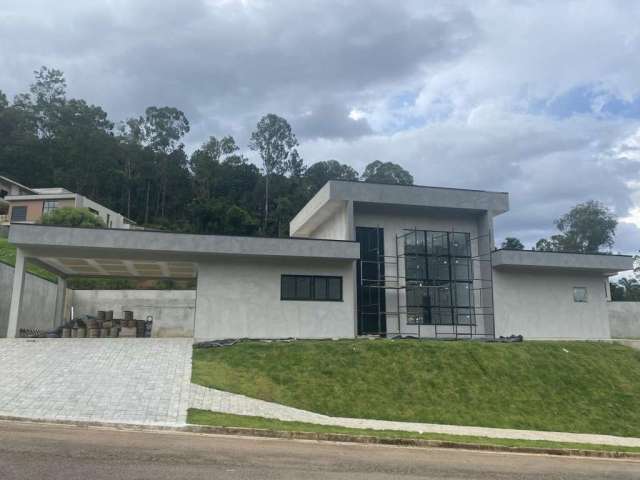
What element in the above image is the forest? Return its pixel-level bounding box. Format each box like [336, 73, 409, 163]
[0, 67, 413, 237]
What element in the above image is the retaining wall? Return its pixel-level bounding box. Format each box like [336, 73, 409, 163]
[0, 262, 58, 336]
[608, 302, 640, 339]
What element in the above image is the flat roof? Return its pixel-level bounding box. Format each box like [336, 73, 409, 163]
[9, 224, 360, 278]
[492, 249, 633, 275]
[291, 180, 509, 237]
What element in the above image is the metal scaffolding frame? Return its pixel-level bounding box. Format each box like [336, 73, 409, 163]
[357, 226, 495, 340]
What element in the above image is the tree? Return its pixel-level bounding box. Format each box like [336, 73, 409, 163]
[190, 136, 241, 201]
[41, 207, 106, 228]
[534, 238, 554, 251]
[617, 277, 640, 301]
[535, 201, 617, 253]
[249, 114, 301, 230]
[304, 159, 358, 194]
[553, 201, 617, 253]
[361, 160, 413, 185]
[501, 237, 524, 250]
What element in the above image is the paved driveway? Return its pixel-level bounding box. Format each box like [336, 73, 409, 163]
[0, 339, 192, 426]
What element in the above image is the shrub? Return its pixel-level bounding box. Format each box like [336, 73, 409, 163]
[41, 207, 106, 228]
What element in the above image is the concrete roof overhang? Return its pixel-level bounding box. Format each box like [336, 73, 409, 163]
[9, 224, 360, 279]
[492, 249, 633, 275]
[5, 193, 76, 201]
[290, 180, 509, 237]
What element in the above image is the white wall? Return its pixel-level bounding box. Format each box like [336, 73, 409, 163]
[308, 201, 354, 241]
[71, 289, 196, 337]
[493, 268, 611, 339]
[76, 195, 128, 229]
[608, 302, 640, 339]
[194, 256, 356, 340]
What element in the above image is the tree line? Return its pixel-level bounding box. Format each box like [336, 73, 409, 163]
[0, 67, 413, 237]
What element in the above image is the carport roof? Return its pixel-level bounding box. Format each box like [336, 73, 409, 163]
[9, 224, 360, 279]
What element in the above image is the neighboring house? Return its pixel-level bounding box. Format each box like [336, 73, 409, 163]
[4, 180, 633, 340]
[2, 179, 134, 229]
[0, 175, 36, 224]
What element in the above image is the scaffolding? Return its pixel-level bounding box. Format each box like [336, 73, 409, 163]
[357, 226, 495, 340]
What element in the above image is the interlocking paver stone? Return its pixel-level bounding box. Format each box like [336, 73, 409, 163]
[0, 338, 192, 426]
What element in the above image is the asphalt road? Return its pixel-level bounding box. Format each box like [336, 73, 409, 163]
[0, 421, 637, 479]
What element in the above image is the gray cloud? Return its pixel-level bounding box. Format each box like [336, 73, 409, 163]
[2, 0, 640, 252]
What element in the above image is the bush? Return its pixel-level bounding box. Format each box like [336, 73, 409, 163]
[41, 207, 106, 228]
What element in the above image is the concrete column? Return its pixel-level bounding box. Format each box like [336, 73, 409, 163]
[54, 276, 67, 326]
[6, 248, 26, 338]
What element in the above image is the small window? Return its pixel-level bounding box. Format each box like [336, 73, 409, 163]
[281, 275, 343, 301]
[573, 287, 588, 303]
[0, 189, 8, 199]
[10, 206, 27, 222]
[88, 208, 99, 215]
[42, 200, 57, 216]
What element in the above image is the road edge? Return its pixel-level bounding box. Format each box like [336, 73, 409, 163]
[0, 415, 638, 460]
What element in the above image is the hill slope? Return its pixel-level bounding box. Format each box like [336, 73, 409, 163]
[192, 339, 640, 437]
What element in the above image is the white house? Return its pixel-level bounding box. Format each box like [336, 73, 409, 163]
[5, 181, 633, 340]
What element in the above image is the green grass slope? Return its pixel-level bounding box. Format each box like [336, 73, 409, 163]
[0, 236, 56, 282]
[192, 339, 640, 437]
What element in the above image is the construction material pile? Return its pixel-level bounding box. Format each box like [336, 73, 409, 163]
[45, 310, 152, 338]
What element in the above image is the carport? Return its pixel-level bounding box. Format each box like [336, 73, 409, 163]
[7, 224, 360, 339]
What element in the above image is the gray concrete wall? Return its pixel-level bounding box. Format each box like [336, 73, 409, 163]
[70, 289, 196, 337]
[194, 256, 356, 341]
[0, 262, 58, 336]
[308, 200, 354, 241]
[608, 302, 640, 339]
[493, 268, 611, 339]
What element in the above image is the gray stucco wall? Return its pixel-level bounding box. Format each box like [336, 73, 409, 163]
[493, 268, 611, 339]
[194, 256, 356, 341]
[0, 262, 58, 336]
[70, 290, 196, 337]
[608, 302, 640, 338]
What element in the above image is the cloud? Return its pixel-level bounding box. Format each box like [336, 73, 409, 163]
[2, 0, 640, 251]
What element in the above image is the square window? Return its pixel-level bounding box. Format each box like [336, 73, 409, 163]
[10, 206, 27, 222]
[573, 287, 588, 303]
[452, 257, 471, 281]
[427, 232, 449, 256]
[455, 283, 472, 307]
[43, 200, 57, 216]
[450, 232, 471, 257]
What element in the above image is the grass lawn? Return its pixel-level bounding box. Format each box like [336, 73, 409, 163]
[192, 339, 640, 438]
[187, 409, 640, 455]
[0, 236, 56, 282]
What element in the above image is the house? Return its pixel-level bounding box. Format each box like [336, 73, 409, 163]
[0, 175, 36, 224]
[2, 177, 133, 229]
[4, 180, 633, 340]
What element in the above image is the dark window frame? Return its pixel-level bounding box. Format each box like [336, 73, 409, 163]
[10, 206, 27, 222]
[42, 199, 57, 216]
[281, 274, 343, 302]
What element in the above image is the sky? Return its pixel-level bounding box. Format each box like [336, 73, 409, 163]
[1, 0, 640, 253]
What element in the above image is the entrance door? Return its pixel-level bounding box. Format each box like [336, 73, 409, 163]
[356, 227, 386, 335]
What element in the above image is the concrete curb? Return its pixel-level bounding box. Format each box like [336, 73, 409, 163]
[0, 415, 639, 460]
